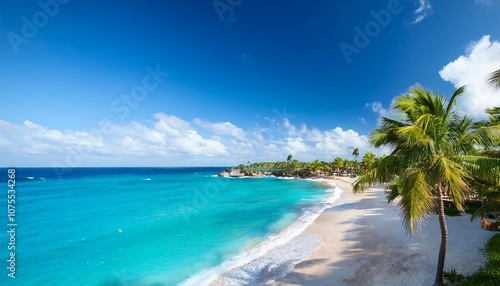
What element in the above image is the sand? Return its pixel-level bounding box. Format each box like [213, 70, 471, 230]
[275, 177, 496, 286]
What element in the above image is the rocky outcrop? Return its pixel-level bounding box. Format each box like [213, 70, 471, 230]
[218, 168, 245, 177]
[217, 168, 265, 177]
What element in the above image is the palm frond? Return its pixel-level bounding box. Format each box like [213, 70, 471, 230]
[352, 155, 406, 193]
[444, 86, 465, 119]
[462, 155, 500, 184]
[433, 156, 471, 211]
[462, 125, 500, 150]
[487, 69, 500, 88]
[398, 171, 434, 234]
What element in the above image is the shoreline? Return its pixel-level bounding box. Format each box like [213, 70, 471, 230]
[182, 176, 344, 285]
[183, 175, 495, 285]
[276, 178, 496, 285]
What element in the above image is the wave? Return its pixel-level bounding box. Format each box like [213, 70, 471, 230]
[180, 181, 343, 286]
[274, 176, 297, 180]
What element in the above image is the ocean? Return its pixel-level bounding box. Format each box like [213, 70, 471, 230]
[0, 167, 340, 285]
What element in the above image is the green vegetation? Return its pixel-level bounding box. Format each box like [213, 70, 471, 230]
[443, 234, 500, 286]
[463, 234, 500, 285]
[352, 85, 500, 286]
[232, 152, 375, 178]
[443, 268, 466, 285]
[443, 202, 462, 217]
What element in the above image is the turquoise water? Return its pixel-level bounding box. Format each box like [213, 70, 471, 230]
[0, 168, 331, 286]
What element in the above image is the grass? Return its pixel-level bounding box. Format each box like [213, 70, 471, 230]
[443, 268, 465, 285]
[445, 234, 500, 285]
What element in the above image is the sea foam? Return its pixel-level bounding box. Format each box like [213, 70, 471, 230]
[180, 181, 343, 285]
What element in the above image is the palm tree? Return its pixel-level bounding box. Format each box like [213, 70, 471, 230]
[287, 154, 293, 162]
[353, 86, 500, 286]
[362, 151, 376, 168]
[487, 68, 500, 88]
[332, 157, 343, 174]
[310, 159, 323, 174]
[343, 159, 351, 174]
[352, 147, 360, 161]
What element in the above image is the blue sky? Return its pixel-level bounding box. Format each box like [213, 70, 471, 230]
[1, 0, 500, 167]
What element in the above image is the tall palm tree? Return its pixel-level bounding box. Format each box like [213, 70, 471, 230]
[353, 86, 500, 286]
[487, 68, 500, 88]
[352, 147, 360, 161]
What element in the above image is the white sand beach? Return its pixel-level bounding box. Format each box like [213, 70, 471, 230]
[276, 178, 496, 286]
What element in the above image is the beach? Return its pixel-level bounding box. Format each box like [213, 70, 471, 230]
[275, 178, 496, 285]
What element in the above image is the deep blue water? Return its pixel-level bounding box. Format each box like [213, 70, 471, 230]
[0, 167, 330, 286]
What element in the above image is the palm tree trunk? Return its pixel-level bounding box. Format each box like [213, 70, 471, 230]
[433, 186, 448, 286]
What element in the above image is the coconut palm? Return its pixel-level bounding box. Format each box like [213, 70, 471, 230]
[353, 86, 500, 286]
[352, 147, 360, 161]
[487, 68, 500, 88]
[362, 151, 377, 168]
[343, 159, 351, 170]
[332, 157, 344, 174]
[310, 159, 323, 173]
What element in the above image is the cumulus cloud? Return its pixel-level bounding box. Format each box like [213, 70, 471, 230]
[283, 118, 307, 136]
[412, 0, 432, 24]
[0, 114, 387, 167]
[439, 35, 500, 119]
[194, 118, 246, 140]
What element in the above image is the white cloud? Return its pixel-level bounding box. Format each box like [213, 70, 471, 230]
[284, 137, 308, 155]
[194, 118, 246, 140]
[439, 35, 500, 119]
[283, 118, 307, 136]
[412, 0, 432, 24]
[365, 102, 389, 118]
[0, 115, 387, 167]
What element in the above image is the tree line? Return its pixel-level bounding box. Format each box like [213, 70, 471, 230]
[234, 150, 378, 178]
